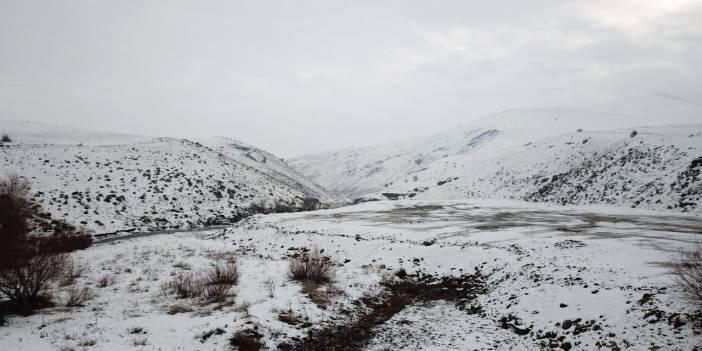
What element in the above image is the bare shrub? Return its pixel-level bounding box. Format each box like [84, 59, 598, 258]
[167, 273, 205, 298]
[205, 283, 230, 302]
[0, 134, 11, 143]
[207, 261, 238, 286]
[0, 174, 92, 306]
[51, 231, 93, 252]
[203, 261, 238, 302]
[288, 249, 334, 284]
[673, 244, 702, 308]
[0, 249, 68, 304]
[64, 285, 93, 307]
[60, 259, 86, 287]
[0, 174, 32, 240]
[164, 261, 238, 302]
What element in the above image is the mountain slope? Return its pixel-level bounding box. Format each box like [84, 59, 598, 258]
[290, 95, 702, 212]
[0, 120, 333, 233]
[195, 137, 334, 201]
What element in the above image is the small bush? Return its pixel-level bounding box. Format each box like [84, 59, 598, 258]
[165, 261, 238, 302]
[64, 285, 93, 307]
[207, 261, 238, 286]
[288, 249, 333, 284]
[168, 273, 205, 299]
[60, 259, 86, 287]
[205, 283, 230, 302]
[0, 249, 68, 303]
[0, 134, 11, 143]
[0, 174, 91, 306]
[51, 232, 93, 252]
[673, 244, 702, 308]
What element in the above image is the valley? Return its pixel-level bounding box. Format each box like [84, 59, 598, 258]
[1, 96, 701, 350]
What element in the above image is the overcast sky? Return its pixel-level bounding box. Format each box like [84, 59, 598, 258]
[1, 1, 701, 156]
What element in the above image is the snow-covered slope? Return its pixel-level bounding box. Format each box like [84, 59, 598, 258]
[290, 95, 702, 213]
[195, 137, 334, 202]
[0, 120, 333, 233]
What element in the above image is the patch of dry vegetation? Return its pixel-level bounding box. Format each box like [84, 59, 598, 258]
[0, 174, 93, 308]
[164, 258, 239, 303]
[673, 244, 702, 309]
[288, 249, 333, 284]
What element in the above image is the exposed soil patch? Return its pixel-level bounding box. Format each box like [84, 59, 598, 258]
[287, 270, 489, 351]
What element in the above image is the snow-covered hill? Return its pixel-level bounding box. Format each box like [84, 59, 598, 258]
[0, 120, 333, 233]
[195, 137, 334, 202]
[290, 95, 702, 213]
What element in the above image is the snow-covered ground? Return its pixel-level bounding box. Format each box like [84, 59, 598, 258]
[290, 95, 702, 213]
[2, 200, 699, 350]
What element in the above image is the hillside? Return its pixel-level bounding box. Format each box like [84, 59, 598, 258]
[0, 120, 333, 233]
[195, 137, 334, 202]
[290, 95, 702, 213]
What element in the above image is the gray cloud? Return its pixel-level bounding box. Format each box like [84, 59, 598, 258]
[1, 0, 700, 156]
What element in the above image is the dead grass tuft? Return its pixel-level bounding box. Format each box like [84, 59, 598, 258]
[230, 328, 264, 351]
[673, 243, 702, 309]
[63, 285, 93, 307]
[165, 260, 238, 303]
[288, 249, 333, 284]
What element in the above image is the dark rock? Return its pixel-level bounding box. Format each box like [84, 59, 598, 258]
[562, 319, 573, 330]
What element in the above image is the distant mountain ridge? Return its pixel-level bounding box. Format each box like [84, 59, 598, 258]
[290, 95, 702, 213]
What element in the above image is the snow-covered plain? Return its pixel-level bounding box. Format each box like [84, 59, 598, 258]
[2, 200, 699, 350]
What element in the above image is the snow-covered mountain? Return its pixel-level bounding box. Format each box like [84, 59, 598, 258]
[0, 120, 333, 233]
[290, 95, 702, 213]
